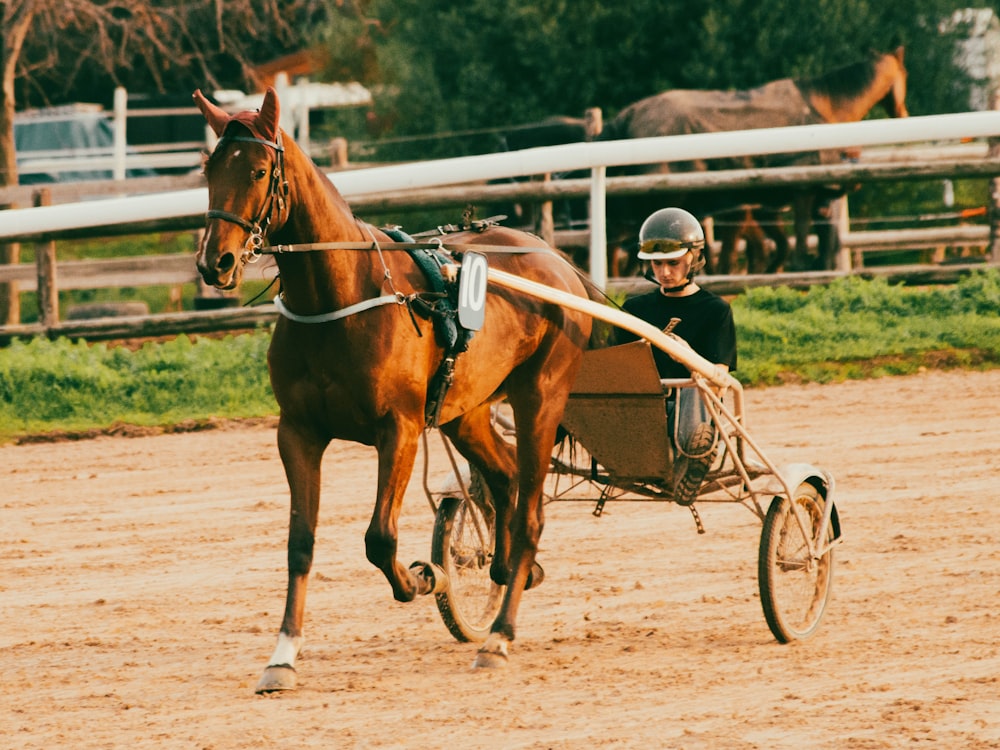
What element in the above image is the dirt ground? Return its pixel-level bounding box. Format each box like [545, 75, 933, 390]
[3, 367, 1000, 749]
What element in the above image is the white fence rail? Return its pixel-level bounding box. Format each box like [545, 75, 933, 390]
[5, 111, 1000, 288]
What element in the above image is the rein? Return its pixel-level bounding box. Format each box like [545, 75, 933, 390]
[255, 240, 554, 256]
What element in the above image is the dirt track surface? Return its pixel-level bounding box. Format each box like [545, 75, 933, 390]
[3, 368, 1000, 749]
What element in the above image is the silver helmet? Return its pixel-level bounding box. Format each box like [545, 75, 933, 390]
[637, 207, 705, 260]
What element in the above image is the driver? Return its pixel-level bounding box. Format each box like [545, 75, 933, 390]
[616, 207, 738, 505]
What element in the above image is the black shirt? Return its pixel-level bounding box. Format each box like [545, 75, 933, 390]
[618, 287, 738, 379]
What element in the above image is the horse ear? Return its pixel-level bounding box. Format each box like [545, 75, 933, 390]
[256, 87, 281, 142]
[193, 89, 232, 137]
[893, 46, 905, 64]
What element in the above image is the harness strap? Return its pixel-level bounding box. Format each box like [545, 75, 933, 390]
[220, 134, 284, 152]
[206, 209, 257, 233]
[273, 292, 403, 324]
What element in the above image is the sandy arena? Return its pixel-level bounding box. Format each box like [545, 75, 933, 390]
[3, 368, 999, 749]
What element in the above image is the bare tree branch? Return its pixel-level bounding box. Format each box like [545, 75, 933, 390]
[1, 0, 336, 186]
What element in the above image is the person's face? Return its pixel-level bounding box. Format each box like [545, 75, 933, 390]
[650, 253, 693, 289]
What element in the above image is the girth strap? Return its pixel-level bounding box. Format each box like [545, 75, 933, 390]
[272, 292, 403, 323]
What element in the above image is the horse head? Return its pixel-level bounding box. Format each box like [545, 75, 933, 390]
[193, 87, 288, 289]
[877, 46, 908, 119]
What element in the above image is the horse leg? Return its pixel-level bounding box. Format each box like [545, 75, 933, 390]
[256, 419, 330, 693]
[742, 211, 768, 274]
[814, 197, 840, 270]
[708, 226, 726, 274]
[440, 403, 518, 588]
[714, 207, 762, 274]
[760, 205, 789, 273]
[712, 215, 737, 274]
[473, 376, 572, 669]
[364, 414, 430, 601]
[764, 226, 789, 274]
[787, 193, 815, 271]
[759, 208, 790, 274]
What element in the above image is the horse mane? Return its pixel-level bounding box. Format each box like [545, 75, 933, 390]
[794, 51, 883, 102]
[299, 145, 357, 217]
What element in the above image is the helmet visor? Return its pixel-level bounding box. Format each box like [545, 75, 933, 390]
[637, 239, 701, 260]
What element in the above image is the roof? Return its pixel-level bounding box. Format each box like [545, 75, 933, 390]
[253, 49, 327, 87]
[213, 80, 373, 112]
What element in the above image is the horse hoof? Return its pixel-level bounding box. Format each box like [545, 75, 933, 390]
[473, 649, 508, 669]
[473, 646, 509, 669]
[255, 665, 297, 693]
[473, 634, 509, 669]
[409, 561, 449, 595]
[525, 562, 545, 590]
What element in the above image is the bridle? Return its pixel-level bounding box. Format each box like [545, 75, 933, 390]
[205, 131, 289, 263]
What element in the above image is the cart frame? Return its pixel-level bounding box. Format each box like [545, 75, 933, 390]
[423, 267, 842, 645]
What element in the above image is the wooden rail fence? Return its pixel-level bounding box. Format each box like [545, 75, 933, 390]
[2, 153, 1000, 342]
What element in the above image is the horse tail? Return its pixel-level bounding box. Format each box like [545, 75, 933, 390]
[568, 266, 619, 350]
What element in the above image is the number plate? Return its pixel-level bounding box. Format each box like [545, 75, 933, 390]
[457, 251, 488, 330]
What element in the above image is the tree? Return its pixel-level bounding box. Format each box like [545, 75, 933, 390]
[361, 0, 972, 159]
[360, 0, 696, 158]
[1, 0, 339, 189]
[0, 0, 349, 324]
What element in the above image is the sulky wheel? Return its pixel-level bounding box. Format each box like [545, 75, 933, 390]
[758, 481, 835, 643]
[431, 469, 505, 643]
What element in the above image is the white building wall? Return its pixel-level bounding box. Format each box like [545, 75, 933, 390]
[947, 8, 1000, 110]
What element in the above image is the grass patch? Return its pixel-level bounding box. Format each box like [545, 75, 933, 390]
[731, 270, 1000, 384]
[0, 333, 276, 441]
[1, 270, 998, 443]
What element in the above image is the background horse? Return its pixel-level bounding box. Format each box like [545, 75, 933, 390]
[194, 87, 596, 691]
[600, 47, 908, 273]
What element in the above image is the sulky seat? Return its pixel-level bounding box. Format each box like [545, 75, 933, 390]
[559, 340, 684, 483]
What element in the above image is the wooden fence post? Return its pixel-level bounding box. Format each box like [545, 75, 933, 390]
[834, 195, 851, 270]
[584, 107, 603, 139]
[295, 78, 311, 157]
[989, 90, 1000, 263]
[0, 200, 20, 325]
[113, 86, 128, 181]
[35, 189, 59, 328]
[701, 216, 716, 260]
[329, 137, 349, 168]
[539, 172, 555, 247]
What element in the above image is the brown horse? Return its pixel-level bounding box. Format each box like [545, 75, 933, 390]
[600, 47, 908, 273]
[193, 87, 595, 691]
